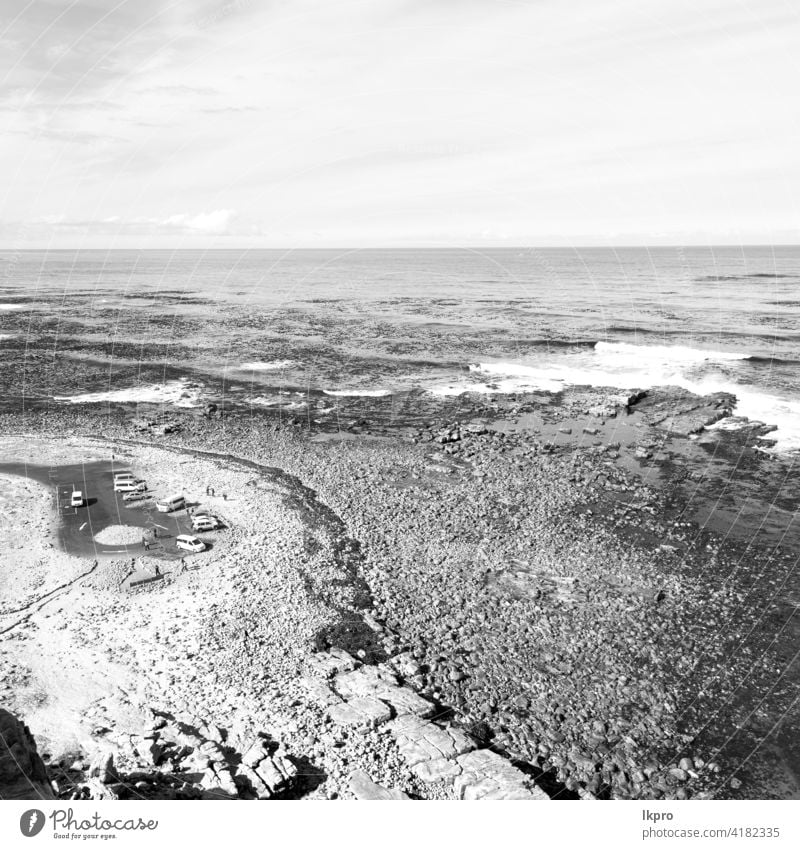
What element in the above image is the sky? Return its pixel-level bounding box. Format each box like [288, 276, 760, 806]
[1, 0, 799, 248]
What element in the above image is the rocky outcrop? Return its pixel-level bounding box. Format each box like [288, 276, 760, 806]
[305, 650, 549, 801]
[45, 712, 302, 801]
[0, 709, 55, 800]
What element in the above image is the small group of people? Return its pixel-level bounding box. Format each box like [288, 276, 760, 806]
[141, 526, 160, 550]
[205, 484, 227, 501]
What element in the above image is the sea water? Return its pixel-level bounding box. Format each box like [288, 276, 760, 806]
[1, 246, 799, 448]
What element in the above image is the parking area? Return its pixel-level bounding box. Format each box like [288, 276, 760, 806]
[56, 482, 79, 515]
[0, 458, 228, 563]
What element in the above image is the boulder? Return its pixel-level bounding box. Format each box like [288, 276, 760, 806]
[241, 740, 267, 769]
[254, 755, 297, 797]
[349, 770, 410, 800]
[238, 763, 272, 799]
[88, 752, 119, 785]
[0, 709, 55, 800]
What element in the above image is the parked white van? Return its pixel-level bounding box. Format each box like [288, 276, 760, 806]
[114, 480, 146, 493]
[192, 516, 217, 532]
[156, 494, 185, 513]
[176, 534, 205, 553]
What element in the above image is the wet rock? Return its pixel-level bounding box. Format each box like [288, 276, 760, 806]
[589, 405, 617, 418]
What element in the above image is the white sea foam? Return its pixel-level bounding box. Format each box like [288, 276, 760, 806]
[434, 342, 800, 452]
[593, 341, 748, 363]
[0, 304, 24, 311]
[428, 375, 562, 395]
[247, 396, 280, 407]
[701, 388, 800, 452]
[238, 360, 294, 371]
[248, 395, 307, 409]
[54, 379, 202, 408]
[323, 389, 392, 397]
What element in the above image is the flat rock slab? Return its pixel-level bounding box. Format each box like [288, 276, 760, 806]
[388, 715, 476, 767]
[334, 667, 436, 719]
[328, 697, 392, 728]
[414, 756, 463, 783]
[454, 749, 549, 800]
[334, 666, 399, 697]
[349, 770, 410, 800]
[380, 686, 436, 719]
[307, 649, 359, 678]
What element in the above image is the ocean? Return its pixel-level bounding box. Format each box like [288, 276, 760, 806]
[2, 246, 799, 449]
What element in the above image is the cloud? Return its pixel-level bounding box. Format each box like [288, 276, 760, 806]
[0, 210, 240, 239]
[160, 209, 236, 233]
[1, 0, 799, 247]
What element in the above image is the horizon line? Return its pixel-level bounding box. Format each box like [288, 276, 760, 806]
[2, 243, 800, 252]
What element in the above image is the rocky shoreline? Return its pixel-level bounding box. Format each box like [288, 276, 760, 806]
[1, 383, 798, 801]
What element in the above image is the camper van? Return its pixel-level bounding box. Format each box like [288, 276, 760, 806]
[192, 514, 218, 532]
[176, 534, 205, 553]
[114, 480, 146, 493]
[156, 494, 185, 513]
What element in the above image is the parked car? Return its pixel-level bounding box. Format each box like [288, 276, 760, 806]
[192, 515, 218, 532]
[114, 480, 146, 493]
[176, 534, 205, 553]
[156, 494, 185, 513]
[122, 491, 147, 502]
[70, 490, 84, 508]
[113, 471, 134, 482]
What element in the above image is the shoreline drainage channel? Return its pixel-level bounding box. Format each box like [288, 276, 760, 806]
[6, 431, 574, 799]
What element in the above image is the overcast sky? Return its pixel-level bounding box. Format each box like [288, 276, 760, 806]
[1, 0, 798, 248]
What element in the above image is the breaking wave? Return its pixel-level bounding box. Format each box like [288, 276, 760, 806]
[431, 342, 800, 452]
